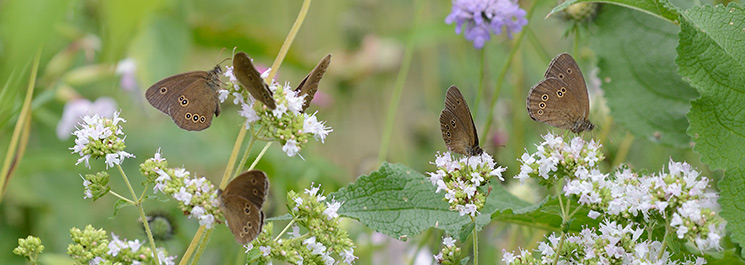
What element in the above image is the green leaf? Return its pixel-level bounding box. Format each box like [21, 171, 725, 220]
[112, 199, 132, 218]
[331, 162, 531, 240]
[719, 166, 745, 255]
[458, 222, 475, 243]
[590, 5, 697, 148]
[677, 3, 745, 170]
[549, 0, 680, 23]
[492, 196, 600, 233]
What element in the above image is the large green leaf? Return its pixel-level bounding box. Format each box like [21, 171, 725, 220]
[549, 0, 680, 23]
[719, 166, 745, 256]
[677, 3, 745, 170]
[590, 5, 697, 148]
[331, 162, 531, 240]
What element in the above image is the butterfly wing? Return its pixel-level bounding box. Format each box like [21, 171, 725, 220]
[440, 85, 482, 156]
[543, 53, 590, 118]
[219, 170, 269, 244]
[233, 52, 276, 110]
[526, 77, 587, 130]
[145, 68, 221, 131]
[295, 54, 332, 112]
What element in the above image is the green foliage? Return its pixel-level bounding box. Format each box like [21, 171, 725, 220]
[718, 167, 745, 257]
[591, 5, 697, 148]
[677, 3, 745, 170]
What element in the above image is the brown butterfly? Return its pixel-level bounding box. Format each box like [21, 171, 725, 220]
[145, 65, 222, 131]
[232, 52, 276, 110]
[527, 53, 594, 133]
[218, 170, 269, 244]
[440, 85, 483, 156]
[295, 54, 332, 112]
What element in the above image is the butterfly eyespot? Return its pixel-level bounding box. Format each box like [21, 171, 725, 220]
[185, 113, 192, 119]
[179, 96, 189, 106]
[252, 189, 259, 196]
[566, 68, 572, 74]
[247, 223, 253, 228]
[560, 87, 567, 93]
[537, 109, 544, 115]
[159, 87, 168, 94]
[557, 91, 564, 97]
[539, 102, 546, 109]
[445, 139, 451, 144]
[446, 132, 451, 137]
[244, 207, 250, 214]
[200, 116, 205, 123]
[251, 179, 257, 184]
[541, 94, 549, 101]
[558, 73, 565, 79]
[450, 119, 456, 127]
[192, 114, 200, 122]
[243, 226, 249, 232]
[239, 231, 245, 236]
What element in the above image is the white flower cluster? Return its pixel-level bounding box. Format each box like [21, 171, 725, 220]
[428, 151, 506, 216]
[502, 220, 707, 265]
[222, 66, 332, 157]
[433, 236, 457, 262]
[148, 150, 220, 228]
[515, 132, 602, 184]
[301, 183, 342, 221]
[563, 159, 722, 251]
[250, 183, 356, 264]
[70, 111, 134, 169]
[90, 233, 176, 265]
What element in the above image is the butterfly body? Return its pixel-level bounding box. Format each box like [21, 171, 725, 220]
[145, 65, 222, 131]
[440, 85, 482, 156]
[218, 170, 269, 245]
[527, 53, 594, 133]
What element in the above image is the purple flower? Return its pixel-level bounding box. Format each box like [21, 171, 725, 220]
[445, 0, 528, 49]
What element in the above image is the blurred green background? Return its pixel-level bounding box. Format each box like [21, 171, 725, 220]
[0, 0, 717, 264]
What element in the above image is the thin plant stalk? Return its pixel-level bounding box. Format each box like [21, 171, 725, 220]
[472, 217, 479, 265]
[117, 164, 159, 265]
[179, 227, 205, 265]
[480, 0, 538, 141]
[0, 50, 39, 202]
[233, 132, 258, 177]
[249, 142, 272, 171]
[377, 0, 423, 164]
[190, 229, 214, 265]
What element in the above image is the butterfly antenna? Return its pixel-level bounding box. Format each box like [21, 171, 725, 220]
[215, 48, 232, 65]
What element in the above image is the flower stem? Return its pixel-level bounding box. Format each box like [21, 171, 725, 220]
[471, 217, 478, 265]
[233, 131, 257, 177]
[0, 48, 39, 203]
[107, 190, 133, 204]
[190, 228, 214, 265]
[220, 125, 248, 189]
[249, 142, 272, 171]
[377, 0, 423, 164]
[658, 219, 672, 260]
[480, 0, 538, 141]
[178, 226, 205, 265]
[117, 164, 159, 265]
[266, 0, 311, 82]
[274, 216, 298, 242]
